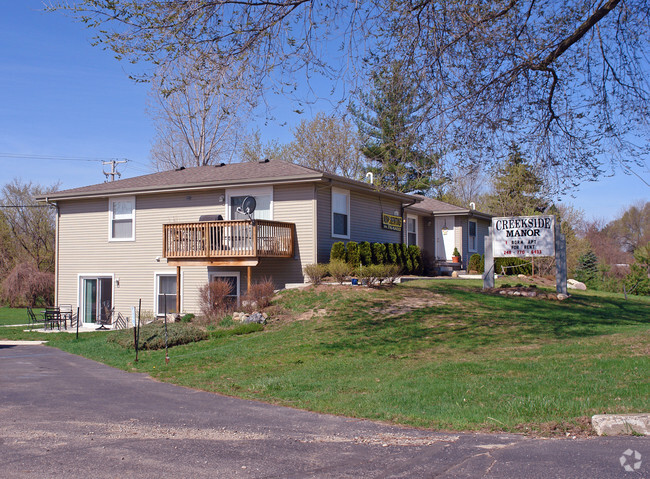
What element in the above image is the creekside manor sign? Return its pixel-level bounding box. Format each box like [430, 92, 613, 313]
[492, 216, 556, 258]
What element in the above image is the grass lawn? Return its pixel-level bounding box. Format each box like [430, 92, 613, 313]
[0, 307, 33, 326]
[3, 279, 648, 435]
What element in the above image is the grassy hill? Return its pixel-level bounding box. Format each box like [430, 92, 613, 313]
[3, 279, 648, 435]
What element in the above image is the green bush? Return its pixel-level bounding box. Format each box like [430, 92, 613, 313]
[180, 313, 195, 323]
[494, 257, 532, 275]
[400, 244, 410, 270]
[408, 245, 421, 274]
[372, 242, 386, 264]
[303, 263, 329, 285]
[386, 243, 398, 264]
[328, 259, 350, 284]
[330, 242, 346, 262]
[107, 321, 208, 350]
[346, 241, 360, 266]
[211, 323, 264, 339]
[359, 241, 372, 266]
[468, 253, 483, 273]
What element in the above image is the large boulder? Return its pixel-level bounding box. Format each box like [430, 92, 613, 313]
[567, 279, 587, 290]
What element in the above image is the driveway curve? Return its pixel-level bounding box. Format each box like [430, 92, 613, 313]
[0, 345, 646, 478]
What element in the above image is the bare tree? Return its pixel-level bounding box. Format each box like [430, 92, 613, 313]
[240, 130, 290, 163]
[0, 180, 58, 273]
[287, 113, 367, 179]
[58, 1, 650, 188]
[149, 56, 249, 170]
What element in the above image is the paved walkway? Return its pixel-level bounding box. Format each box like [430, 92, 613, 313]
[0, 344, 646, 478]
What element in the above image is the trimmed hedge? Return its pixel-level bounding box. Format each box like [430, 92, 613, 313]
[329, 241, 421, 274]
[330, 242, 346, 262]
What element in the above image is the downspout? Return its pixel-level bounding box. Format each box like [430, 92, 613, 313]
[45, 198, 59, 306]
[401, 199, 418, 244]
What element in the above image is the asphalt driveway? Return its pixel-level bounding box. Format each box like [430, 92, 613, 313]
[0, 344, 646, 478]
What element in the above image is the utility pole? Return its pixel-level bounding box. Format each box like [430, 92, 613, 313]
[102, 159, 128, 182]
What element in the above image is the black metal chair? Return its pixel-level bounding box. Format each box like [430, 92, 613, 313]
[26, 307, 42, 326]
[44, 308, 62, 331]
[96, 301, 113, 330]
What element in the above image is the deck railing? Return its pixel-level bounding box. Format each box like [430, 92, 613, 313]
[163, 219, 294, 260]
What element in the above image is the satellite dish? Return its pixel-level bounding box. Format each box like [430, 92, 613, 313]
[240, 196, 256, 215]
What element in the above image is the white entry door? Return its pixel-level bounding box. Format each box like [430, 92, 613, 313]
[435, 216, 456, 261]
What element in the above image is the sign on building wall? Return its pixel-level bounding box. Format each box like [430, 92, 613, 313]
[492, 216, 555, 258]
[382, 213, 403, 232]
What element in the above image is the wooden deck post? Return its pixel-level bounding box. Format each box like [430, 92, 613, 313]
[176, 265, 181, 314]
[247, 266, 251, 294]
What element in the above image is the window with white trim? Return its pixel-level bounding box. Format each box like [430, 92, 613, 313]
[109, 196, 135, 241]
[331, 188, 350, 238]
[469, 219, 477, 252]
[155, 274, 177, 316]
[407, 216, 418, 246]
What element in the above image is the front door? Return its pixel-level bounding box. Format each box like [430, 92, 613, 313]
[435, 216, 456, 261]
[81, 277, 112, 325]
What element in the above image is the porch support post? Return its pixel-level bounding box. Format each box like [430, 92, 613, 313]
[247, 266, 251, 294]
[176, 266, 181, 314]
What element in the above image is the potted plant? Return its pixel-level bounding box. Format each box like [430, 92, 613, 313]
[452, 247, 461, 263]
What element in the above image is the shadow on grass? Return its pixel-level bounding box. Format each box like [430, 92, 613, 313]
[316, 283, 649, 357]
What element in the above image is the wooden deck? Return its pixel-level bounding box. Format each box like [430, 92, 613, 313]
[163, 219, 295, 264]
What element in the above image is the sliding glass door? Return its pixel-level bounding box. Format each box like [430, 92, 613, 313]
[81, 276, 112, 325]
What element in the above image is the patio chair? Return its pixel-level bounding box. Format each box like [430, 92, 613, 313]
[26, 307, 42, 326]
[96, 301, 113, 330]
[59, 304, 73, 329]
[44, 308, 62, 331]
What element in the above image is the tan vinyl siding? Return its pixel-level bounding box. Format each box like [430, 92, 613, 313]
[214, 183, 315, 289]
[317, 185, 402, 263]
[56, 185, 317, 320]
[57, 190, 226, 318]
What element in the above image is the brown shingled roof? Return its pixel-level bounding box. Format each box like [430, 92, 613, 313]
[407, 195, 491, 218]
[39, 160, 417, 203]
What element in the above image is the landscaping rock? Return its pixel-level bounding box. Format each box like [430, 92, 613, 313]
[567, 279, 587, 290]
[517, 274, 527, 279]
[451, 271, 459, 278]
[557, 293, 569, 300]
[592, 414, 650, 436]
[242, 312, 266, 325]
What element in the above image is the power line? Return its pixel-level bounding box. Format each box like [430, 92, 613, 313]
[0, 153, 127, 162]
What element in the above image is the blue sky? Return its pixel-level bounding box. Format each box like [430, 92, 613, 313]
[1, 1, 647, 222]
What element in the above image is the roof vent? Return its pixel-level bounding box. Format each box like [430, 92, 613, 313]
[258, 158, 270, 163]
[175, 166, 186, 171]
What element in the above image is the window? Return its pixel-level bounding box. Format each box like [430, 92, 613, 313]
[226, 186, 272, 220]
[156, 274, 177, 316]
[209, 271, 240, 299]
[407, 216, 418, 246]
[332, 187, 350, 238]
[109, 196, 135, 241]
[469, 219, 477, 252]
